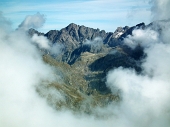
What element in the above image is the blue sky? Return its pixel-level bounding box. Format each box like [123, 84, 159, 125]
[0, 0, 151, 33]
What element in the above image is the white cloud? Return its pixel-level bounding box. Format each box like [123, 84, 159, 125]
[84, 37, 103, 45]
[107, 65, 170, 127]
[0, 0, 151, 32]
[124, 28, 159, 49]
[0, 13, 116, 127]
[31, 33, 64, 55]
[31, 34, 50, 49]
[106, 15, 170, 127]
[1, 0, 170, 126]
[83, 37, 104, 52]
[18, 12, 45, 30]
[151, 0, 170, 20]
[0, 13, 58, 127]
[50, 43, 64, 55]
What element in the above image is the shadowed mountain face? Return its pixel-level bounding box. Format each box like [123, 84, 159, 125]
[29, 22, 145, 63]
[28, 23, 146, 114]
[44, 23, 129, 47]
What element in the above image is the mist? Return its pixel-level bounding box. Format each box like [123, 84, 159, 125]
[31, 33, 64, 55]
[0, 12, 115, 127]
[151, 0, 170, 21]
[1, 0, 170, 127]
[106, 0, 170, 126]
[18, 12, 45, 31]
[83, 37, 104, 52]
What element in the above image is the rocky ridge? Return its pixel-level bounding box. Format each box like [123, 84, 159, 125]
[29, 22, 147, 115]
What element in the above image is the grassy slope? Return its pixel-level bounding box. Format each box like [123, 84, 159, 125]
[41, 54, 119, 115]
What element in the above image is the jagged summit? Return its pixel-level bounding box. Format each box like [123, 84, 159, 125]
[28, 22, 149, 113]
[29, 22, 146, 64]
[29, 22, 145, 48]
[65, 23, 79, 30]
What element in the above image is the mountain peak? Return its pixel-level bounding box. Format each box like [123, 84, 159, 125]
[136, 22, 145, 28]
[68, 23, 79, 26]
[65, 23, 80, 31]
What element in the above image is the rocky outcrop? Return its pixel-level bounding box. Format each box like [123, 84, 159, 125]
[28, 23, 148, 115]
[44, 23, 132, 48]
[28, 22, 146, 93]
[28, 28, 44, 36]
[28, 22, 148, 64]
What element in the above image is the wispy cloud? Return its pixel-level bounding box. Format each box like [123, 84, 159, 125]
[1, 1, 170, 127]
[0, 0, 151, 32]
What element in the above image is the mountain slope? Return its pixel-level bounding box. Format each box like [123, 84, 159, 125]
[28, 22, 147, 115]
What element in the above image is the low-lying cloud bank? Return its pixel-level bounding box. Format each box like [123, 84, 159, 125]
[31, 33, 63, 55]
[106, 0, 170, 126]
[151, 0, 170, 21]
[0, 12, 113, 127]
[0, 12, 60, 127]
[1, 0, 170, 127]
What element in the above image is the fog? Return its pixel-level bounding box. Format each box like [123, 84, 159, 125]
[0, 12, 113, 127]
[83, 37, 104, 52]
[18, 12, 45, 31]
[106, 0, 170, 126]
[1, 0, 170, 127]
[151, 0, 170, 21]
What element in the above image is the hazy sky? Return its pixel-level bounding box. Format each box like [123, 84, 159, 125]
[0, 0, 151, 33]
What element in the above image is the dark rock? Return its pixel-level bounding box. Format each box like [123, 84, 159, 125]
[119, 22, 146, 40]
[28, 28, 44, 36]
[28, 22, 156, 113]
[89, 51, 141, 73]
[136, 22, 145, 29]
[120, 45, 145, 61]
[45, 30, 60, 43]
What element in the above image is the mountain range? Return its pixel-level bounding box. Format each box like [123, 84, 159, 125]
[28, 21, 163, 115]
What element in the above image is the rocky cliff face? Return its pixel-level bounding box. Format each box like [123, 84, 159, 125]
[28, 23, 146, 115]
[29, 22, 145, 63]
